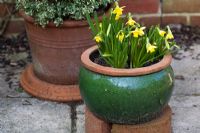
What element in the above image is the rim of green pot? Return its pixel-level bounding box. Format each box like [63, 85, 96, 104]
[81, 45, 172, 76]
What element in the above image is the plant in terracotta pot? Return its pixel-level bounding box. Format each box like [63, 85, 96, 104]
[16, 0, 114, 102]
[80, 2, 178, 124]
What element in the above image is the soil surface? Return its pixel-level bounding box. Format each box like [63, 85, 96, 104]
[171, 24, 200, 60]
[0, 32, 31, 68]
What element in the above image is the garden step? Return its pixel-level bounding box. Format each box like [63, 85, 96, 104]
[0, 98, 71, 133]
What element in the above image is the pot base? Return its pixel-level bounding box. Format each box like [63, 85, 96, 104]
[86, 105, 172, 133]
[20, 65, 82, 102]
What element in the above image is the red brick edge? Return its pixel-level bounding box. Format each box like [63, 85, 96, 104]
[85, 106, 172, 133]
[85, 108, 111, 133]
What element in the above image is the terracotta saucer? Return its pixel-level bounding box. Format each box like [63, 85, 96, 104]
[20, 65, 82, 102]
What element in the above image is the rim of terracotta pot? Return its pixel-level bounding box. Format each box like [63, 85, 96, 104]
[81, 45, 172, 76]
[19, 5, 111, 28]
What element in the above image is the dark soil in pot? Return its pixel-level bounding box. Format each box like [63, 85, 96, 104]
[90, 50, 161, 68]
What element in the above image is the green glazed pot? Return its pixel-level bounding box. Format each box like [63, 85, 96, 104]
[79, 46, 174, 124]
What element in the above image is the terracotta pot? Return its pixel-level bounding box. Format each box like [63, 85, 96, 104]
[20, 11, 98, 85]
[79, 46, 174, 124]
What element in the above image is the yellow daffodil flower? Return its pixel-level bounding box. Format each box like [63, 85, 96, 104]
[115, 14, 121, 21]
[146, 43, 157, 53]
[166, 26, 174, 40]
[166, 33, 174, 40]
[116, 31, 125, 43]
[157, 27, 166, 37]
[159, 30, 166, 37]
[131, 27, 146, 38]
[126, 17, 136, 26]
[94, 35, 102, 43]
[158, 29, 166, 37]
[112, 2, 125, 20]
[146, 38, 157, 53]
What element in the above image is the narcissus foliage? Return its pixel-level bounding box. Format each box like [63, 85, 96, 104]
[87, 2, 178, 68]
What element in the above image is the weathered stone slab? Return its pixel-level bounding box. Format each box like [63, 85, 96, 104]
[170, 96, 200, 133]
[0, 98, 71, 133]
[76, 105, 85, 133]
[172, 44, 200, 96]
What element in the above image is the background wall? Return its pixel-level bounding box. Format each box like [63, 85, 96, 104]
[1, 0, 200, 35]
[0, 0, 24, 35]
[120, 0, 200, 26]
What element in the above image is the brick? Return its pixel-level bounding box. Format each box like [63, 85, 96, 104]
[0, 0, 15, 3]
[4, 19, 25, 35]
[190, 16, 200, 26]
[111, 106, 172, 133]
[85, 108, 111, 133]
[163, 0, 200, 13]
[85, 106, 172, 133]
[137, 16, 186, 27]
[161, 16, 187, 25]
[0, 3, 19, 18]
[0, 4, 8, 17]
[119, 0, 159, 14]
[139, 16, 161, 27]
